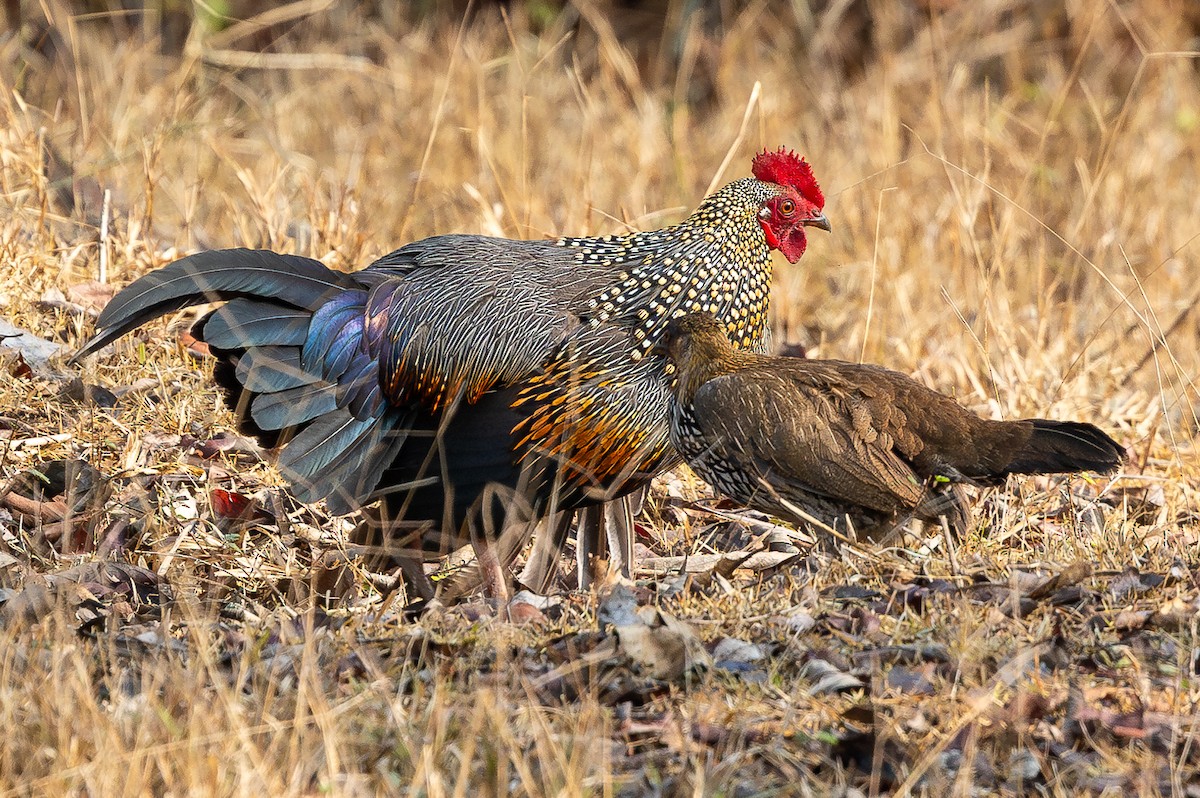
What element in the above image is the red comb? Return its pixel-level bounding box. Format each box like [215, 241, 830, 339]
[752, 147, 824, 208]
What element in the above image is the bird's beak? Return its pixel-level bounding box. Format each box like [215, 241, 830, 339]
[803, 213, 831, 233]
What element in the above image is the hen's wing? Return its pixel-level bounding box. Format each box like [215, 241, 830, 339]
[688, 367, 925, 514]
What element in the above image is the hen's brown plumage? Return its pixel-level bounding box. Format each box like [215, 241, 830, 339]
[663, 313, 1124, 540]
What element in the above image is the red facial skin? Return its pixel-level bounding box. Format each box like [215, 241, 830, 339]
[757, 191, 828, 263]
[750, 148, 828, 263]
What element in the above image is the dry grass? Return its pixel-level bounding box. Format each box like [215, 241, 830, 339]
[1, 0, 1199, 794]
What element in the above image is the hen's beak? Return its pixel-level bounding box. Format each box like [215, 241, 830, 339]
[803, 213, 831, 233]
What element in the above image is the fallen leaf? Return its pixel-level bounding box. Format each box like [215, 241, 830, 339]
[0, 561, 168, 628]
[711, 636, 765, 664]
[66, 280, 118, 313]
[178, 329, 211, 357]
[58, 378, 118, 407]
[2, 459, 109, 554]
[826, 585, 882, 601]
[597, 583, 642, 627]
[194, 431, 261, 460]
[210, 488, 254, 519]
[1112, 609, 1152, 631]
[599, 586, 711, 681]
[1108, 567, 1163, 602]
[783, 608, 817, 634]
[506, 600, 547, 625]
[801, 657, 864, 694]
[0, 319, 62, 371]
[290, 551, 359, 608]
[0, 347, 32, 378]
[616, 609, 712, 680]
[884, 663, 938, 695]
[1148, 595, 1198, 630]
[1027, 561, 1092, 600]
[851, 643, 952, 666]
[1105, 484, 1167, 526]
[1006, 749, 1042, 789]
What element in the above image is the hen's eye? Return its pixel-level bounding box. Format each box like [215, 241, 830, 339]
[779, 199, 796, 215]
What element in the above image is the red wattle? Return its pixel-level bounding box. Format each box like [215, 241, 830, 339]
[758, 217, 781, 250]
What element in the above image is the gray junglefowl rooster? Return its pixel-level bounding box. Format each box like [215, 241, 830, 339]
[73, 149, 830, 600]
[661, 312, 1123, 543]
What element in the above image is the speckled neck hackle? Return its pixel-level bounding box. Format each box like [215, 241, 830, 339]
[559, 177, 786, 359]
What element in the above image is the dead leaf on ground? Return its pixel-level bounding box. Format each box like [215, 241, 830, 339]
[287, 550, 359, 608]
[851, 643, 952, 667]
[36, 289, 97, 331]
[781, 608, 817, 634]
[1063, 683, 1178, 746]
[800, 656, 864, 695]
[1104, 483, 1167, 526]
[59, 377, 118, 407]
[1027, 561, 1093, 600]
[711, 636, 765, 664]
[1148, 595, 1199, 630]
[111, 377, 167, 398]
[0, 347, 33, 378]
[637, 549, 801, 578]
[1108, 566, 1165, 602]
[66, 280, 118, 313]
[193, 431, 262, 460]
[210, 487, 260, 520]
[0, 561, 169, 628]
[506, 597, 548, 625]
[883, 663, 939, 695]
[598, 584, 712, 680]
[2, 459, 110, 554]
[711, 636, 769, 682]
[1, 319, 63, 369]
[614, 608, 711, 680]
[178, 329, 211, 358]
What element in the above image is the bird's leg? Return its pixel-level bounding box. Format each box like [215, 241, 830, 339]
[472, 536, 511, 607]
[607, 488, 643, 580]
[922, 482, 972, 539]
[519, 510, 573, 593]
[396, 557, 437, 604]
[447, 505, 514, 607]
[576, 490, 643, 588]
[433, 512, 506, 607]
[576, 505, 602, 590]
[448, 490, 540, 609]
[436, 525, 532, 607]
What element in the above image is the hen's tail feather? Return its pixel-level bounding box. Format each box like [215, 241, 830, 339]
[279, 412, 376, 494]
[1006, 419, 1124, 476]
[71, 249, 355, 361]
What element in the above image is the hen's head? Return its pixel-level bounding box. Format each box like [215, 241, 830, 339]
[659, 311, 737, 387]
[752, 148, 828, 263]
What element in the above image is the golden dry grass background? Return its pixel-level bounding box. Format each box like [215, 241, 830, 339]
[1, 0, 1199, 794]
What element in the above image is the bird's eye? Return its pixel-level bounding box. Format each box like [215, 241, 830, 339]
[779, 199, 796, 215]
